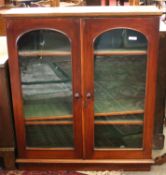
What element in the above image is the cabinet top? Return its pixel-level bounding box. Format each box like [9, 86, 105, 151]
[2, 6, 162, 18]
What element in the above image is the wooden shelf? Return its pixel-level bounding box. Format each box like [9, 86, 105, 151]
[95, 110, 144, 117]
[24, 111, 143, 122]
[19, 50, 71, 57]
[25, 121, 73, 125]
[94, 49, 147, 56]
[95, 120, 143, 125]
[19, 49, 146, 57]
[25, 115, 72, 122]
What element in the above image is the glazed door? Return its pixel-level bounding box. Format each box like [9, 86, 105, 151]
[83, 18, 159, 159]
[7, 18, 83, 159]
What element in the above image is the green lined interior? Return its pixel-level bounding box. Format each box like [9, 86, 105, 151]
[94, 55, 146, 113]
[26, 125, 73, 147]
[95, 125, 143, 148]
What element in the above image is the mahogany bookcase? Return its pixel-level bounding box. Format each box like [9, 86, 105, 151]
[3, 6, 162, 170]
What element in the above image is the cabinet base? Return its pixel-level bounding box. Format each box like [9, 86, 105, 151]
[16, 159, 154, 171]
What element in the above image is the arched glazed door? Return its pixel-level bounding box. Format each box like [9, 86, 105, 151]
[83, 18, 157, 160]
[8, 19, 83, 159]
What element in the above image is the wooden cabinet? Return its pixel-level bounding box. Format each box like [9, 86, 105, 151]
[3, 6, 162, 170]
[0, 37, 15, 169]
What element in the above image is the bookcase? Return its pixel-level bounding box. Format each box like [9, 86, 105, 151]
[3, 6, 162, 170]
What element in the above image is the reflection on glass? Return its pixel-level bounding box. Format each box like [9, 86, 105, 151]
[94, 29, 147, 50]
[26, 125, 73, 148]
[94, 29, 147, 113]
[95, 124, 143, 148]
[18, 30, 73, 147]
[94, 29, 147, 148]
[18, 30, 70, 52]
[94, 55, 146, 113]
[19, 56, 72, 118]
[95, 114, 144, 122]
[18, 30, 72, 118]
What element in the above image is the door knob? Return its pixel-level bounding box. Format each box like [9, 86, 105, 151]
[74, 92, 81, 99]
[86, 92, 92, 99]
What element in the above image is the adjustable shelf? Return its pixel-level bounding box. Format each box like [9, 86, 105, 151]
[19, 50, 71, 57]
[94, 49, 147, 56]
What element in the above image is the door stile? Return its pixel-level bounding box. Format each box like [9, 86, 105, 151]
[83, 20, 95, 158]
[142, 16, 160, 157]
[79, 19, 86, 159]
[71, 19, 83, 158]
[6, 21, 27, 158]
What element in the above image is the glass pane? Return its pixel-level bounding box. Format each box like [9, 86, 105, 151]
[94, 29, 147, 50]
[18, 30, 70, 52]
[19, 56, 72, 118]
[95, 114, 143, 122]
[94, 55, 146, 113]
[94, 29, 147, 113]
[18, 29, 73, 147]
[94, 29, 147, 148]
[95, 124, 143, 148]
[26, 125, 73, 148]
